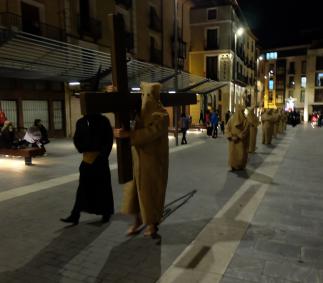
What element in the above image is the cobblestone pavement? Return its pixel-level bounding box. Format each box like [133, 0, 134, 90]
[0, 125, 322, 283]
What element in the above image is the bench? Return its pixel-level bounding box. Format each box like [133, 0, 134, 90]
[0, 147, 45, 165]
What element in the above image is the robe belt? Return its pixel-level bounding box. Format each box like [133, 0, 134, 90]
[83, 152, 100, 164]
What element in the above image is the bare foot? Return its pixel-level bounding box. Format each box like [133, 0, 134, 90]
[144, 225, 158, 237]
[126, 217, 142, 236]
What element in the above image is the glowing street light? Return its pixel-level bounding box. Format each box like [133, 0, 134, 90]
[232, 27, 245, 110]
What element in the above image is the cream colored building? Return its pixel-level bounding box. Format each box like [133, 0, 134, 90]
[189, 0, 257, 122]
[260, 43, 323, 122]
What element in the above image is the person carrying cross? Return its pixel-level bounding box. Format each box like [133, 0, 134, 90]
[114, 82, 169, 237]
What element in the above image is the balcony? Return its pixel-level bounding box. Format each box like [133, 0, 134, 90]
[150, 47, 162, 65]
[205, 42, 218, 51]
[77, 15, 102, 42]
[0, 12, 66, 41]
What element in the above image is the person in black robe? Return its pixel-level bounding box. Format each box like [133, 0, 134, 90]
[60, 113, 114, 225]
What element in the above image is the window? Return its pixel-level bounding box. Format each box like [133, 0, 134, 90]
[53, 101, 63, 130]
[316, 72, 323, 87]
[79, 0, 90, 28]
[301, 76, 307, 88]
[207, 8, 217, 20]
[269, 79, 274, 90]
[314, 88, 323, 102]
[206, 56, 218, 80]
[206, 28, 218, 50]
[288, 76, 295, 88]
[0, 100, 17, 127]
[300, 89, 305, 103]
[316, 56, 323, 70]
[288, 62, 295, 74]
[301, 61, 307, 74]
[21, 2, 41, 35]
[276, 91, 284, 103]
[268, 91, 273, 102]
[276, 80, 284, 89]
[288, 90, 294, 98]
[266, 52, 277, 60]
[268, 64, 275, 76]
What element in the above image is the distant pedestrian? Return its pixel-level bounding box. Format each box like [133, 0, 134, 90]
[180, 112, 189, 144]
[0, 103, 6, 127]
[199, 110, 204, 125]
[210, 110, 219, 138]
[220, 121, 225, 135]
[61, 113, 114, 225]
[246, 107, 259, 153]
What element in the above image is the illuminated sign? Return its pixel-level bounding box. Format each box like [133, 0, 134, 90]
[266, 52, 277, 60]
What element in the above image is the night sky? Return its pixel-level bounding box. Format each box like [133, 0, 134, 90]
[238, 0, 323, 48]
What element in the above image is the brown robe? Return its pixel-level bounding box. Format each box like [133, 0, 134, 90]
[246, 108, 259, 153]
[261, 109, 274, 145]
[277, 109, 284, 134]
[272, 110, 281, 138]
[122, 82, 169, 225]
[225, 105, 250, 170]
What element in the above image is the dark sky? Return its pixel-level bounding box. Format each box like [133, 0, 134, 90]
[238, 0, 323, 48]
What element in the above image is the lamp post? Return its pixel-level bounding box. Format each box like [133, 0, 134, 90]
[233, 27, 244, 111]
[174, 0, 179, 146]
[255, 55, 263, 114]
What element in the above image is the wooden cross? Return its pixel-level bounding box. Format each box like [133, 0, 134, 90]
[80, 14, 197, 184]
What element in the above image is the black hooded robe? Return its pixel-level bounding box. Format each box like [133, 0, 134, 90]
[71, 114, 114, 217]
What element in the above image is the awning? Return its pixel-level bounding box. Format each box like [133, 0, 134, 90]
[0, 27, 227, 94]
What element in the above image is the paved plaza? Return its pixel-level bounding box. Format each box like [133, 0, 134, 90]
[0, 125, 323, 283]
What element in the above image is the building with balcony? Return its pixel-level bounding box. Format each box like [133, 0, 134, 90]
[0, 0, 226, 137]
[0, 0, 115, 137]
[188, 0, 257, 122]
[260, 41, 323, 122]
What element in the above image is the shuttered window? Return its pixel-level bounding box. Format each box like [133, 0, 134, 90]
[22, 100, 49, 129]
[0, 100, 17, 127]
[53, 100, 63, 130]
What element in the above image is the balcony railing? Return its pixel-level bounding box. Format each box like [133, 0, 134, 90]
[0, 12, 66, 41]
[205, 43, 218, 50]
[77, 15, 102, 42]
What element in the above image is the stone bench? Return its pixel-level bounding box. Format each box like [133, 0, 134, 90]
[0, 147, 45, 165]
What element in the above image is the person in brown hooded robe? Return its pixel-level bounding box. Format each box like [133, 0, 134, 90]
[261, 109, 274, 145]
[277, 108, 284, 134]
[114, 82, 169, 237]
[272, 109, 281, 138]
[246, 107, 259, 153]
[225, 105, 250, 171]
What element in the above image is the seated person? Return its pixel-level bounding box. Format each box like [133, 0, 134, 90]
[23, 125, 42, 148]
[0, 121, 15, 149]
[34, 119, 50, 145]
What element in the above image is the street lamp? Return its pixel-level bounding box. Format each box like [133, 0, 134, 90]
[232, 27, 244, 111]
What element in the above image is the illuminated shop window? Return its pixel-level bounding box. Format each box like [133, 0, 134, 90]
[266, 52, 277, 60]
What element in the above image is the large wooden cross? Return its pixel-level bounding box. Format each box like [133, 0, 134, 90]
[80, 14, 197, 184]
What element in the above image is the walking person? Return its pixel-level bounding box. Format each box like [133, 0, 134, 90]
[210, 110, 219, 138]
[180, 112, 189, 144]
[114, 82, 169, 237]
[246, 107, 259, 153]
[61, 113, 114, 225]
[225, 105, 250, 171]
